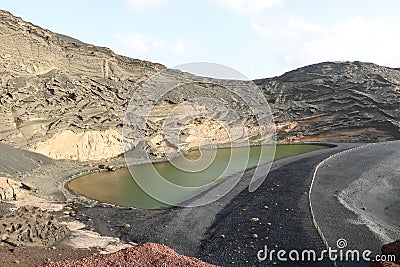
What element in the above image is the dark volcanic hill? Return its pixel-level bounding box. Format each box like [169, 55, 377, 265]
[256, 61, 400, 142]
[0, 9, 399, 161]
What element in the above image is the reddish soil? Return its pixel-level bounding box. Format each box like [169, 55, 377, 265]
[382, 240, 400, 263]
[370, 240, 400, 267]
[39, 242, 218, 267]
[0, 243, 95, 267]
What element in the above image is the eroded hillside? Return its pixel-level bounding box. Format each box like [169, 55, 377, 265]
[0, 10, 164, 160]
[0, 10, 399, 161]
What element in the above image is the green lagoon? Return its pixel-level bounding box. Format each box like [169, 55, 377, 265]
[68, 144, 328, 209]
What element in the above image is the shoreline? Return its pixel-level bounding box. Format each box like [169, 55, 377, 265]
[65, 142, 335, 209]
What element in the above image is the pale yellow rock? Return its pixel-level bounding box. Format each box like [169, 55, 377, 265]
[31, 129, 123, 161]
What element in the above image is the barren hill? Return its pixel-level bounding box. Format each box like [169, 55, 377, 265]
[256, 61, 400, 142]
[0, 10, 164, 160]
[0, 10, 399, 161]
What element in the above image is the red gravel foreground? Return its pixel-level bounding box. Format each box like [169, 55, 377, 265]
[370, 240, 400, 267]
[40, 242, 219, 267]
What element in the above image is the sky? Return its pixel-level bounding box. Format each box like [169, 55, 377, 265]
[1, 0, 400, 79]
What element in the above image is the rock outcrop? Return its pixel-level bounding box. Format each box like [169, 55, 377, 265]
[0, 177, 22, 200]
[33, 129, 123, 161]
[1, 10, 399, 161]
[0, 206, 69, 247]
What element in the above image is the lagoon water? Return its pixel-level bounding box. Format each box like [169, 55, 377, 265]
[68, 144, 327, 209]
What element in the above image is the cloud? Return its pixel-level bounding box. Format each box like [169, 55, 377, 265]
[125, 0, 170, 11]
[114, 34, 153, 54]
[251, 16, 321, 39]
[212, 0, 283, 16]
[251, 15, 400, 68]
[113, 34, 185, 58]
[172, 39, 185, 55]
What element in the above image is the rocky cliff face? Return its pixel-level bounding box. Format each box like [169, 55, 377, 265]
[0, 10, 399, 161]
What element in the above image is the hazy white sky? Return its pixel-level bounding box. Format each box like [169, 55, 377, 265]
[2, 0, 400, 79]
